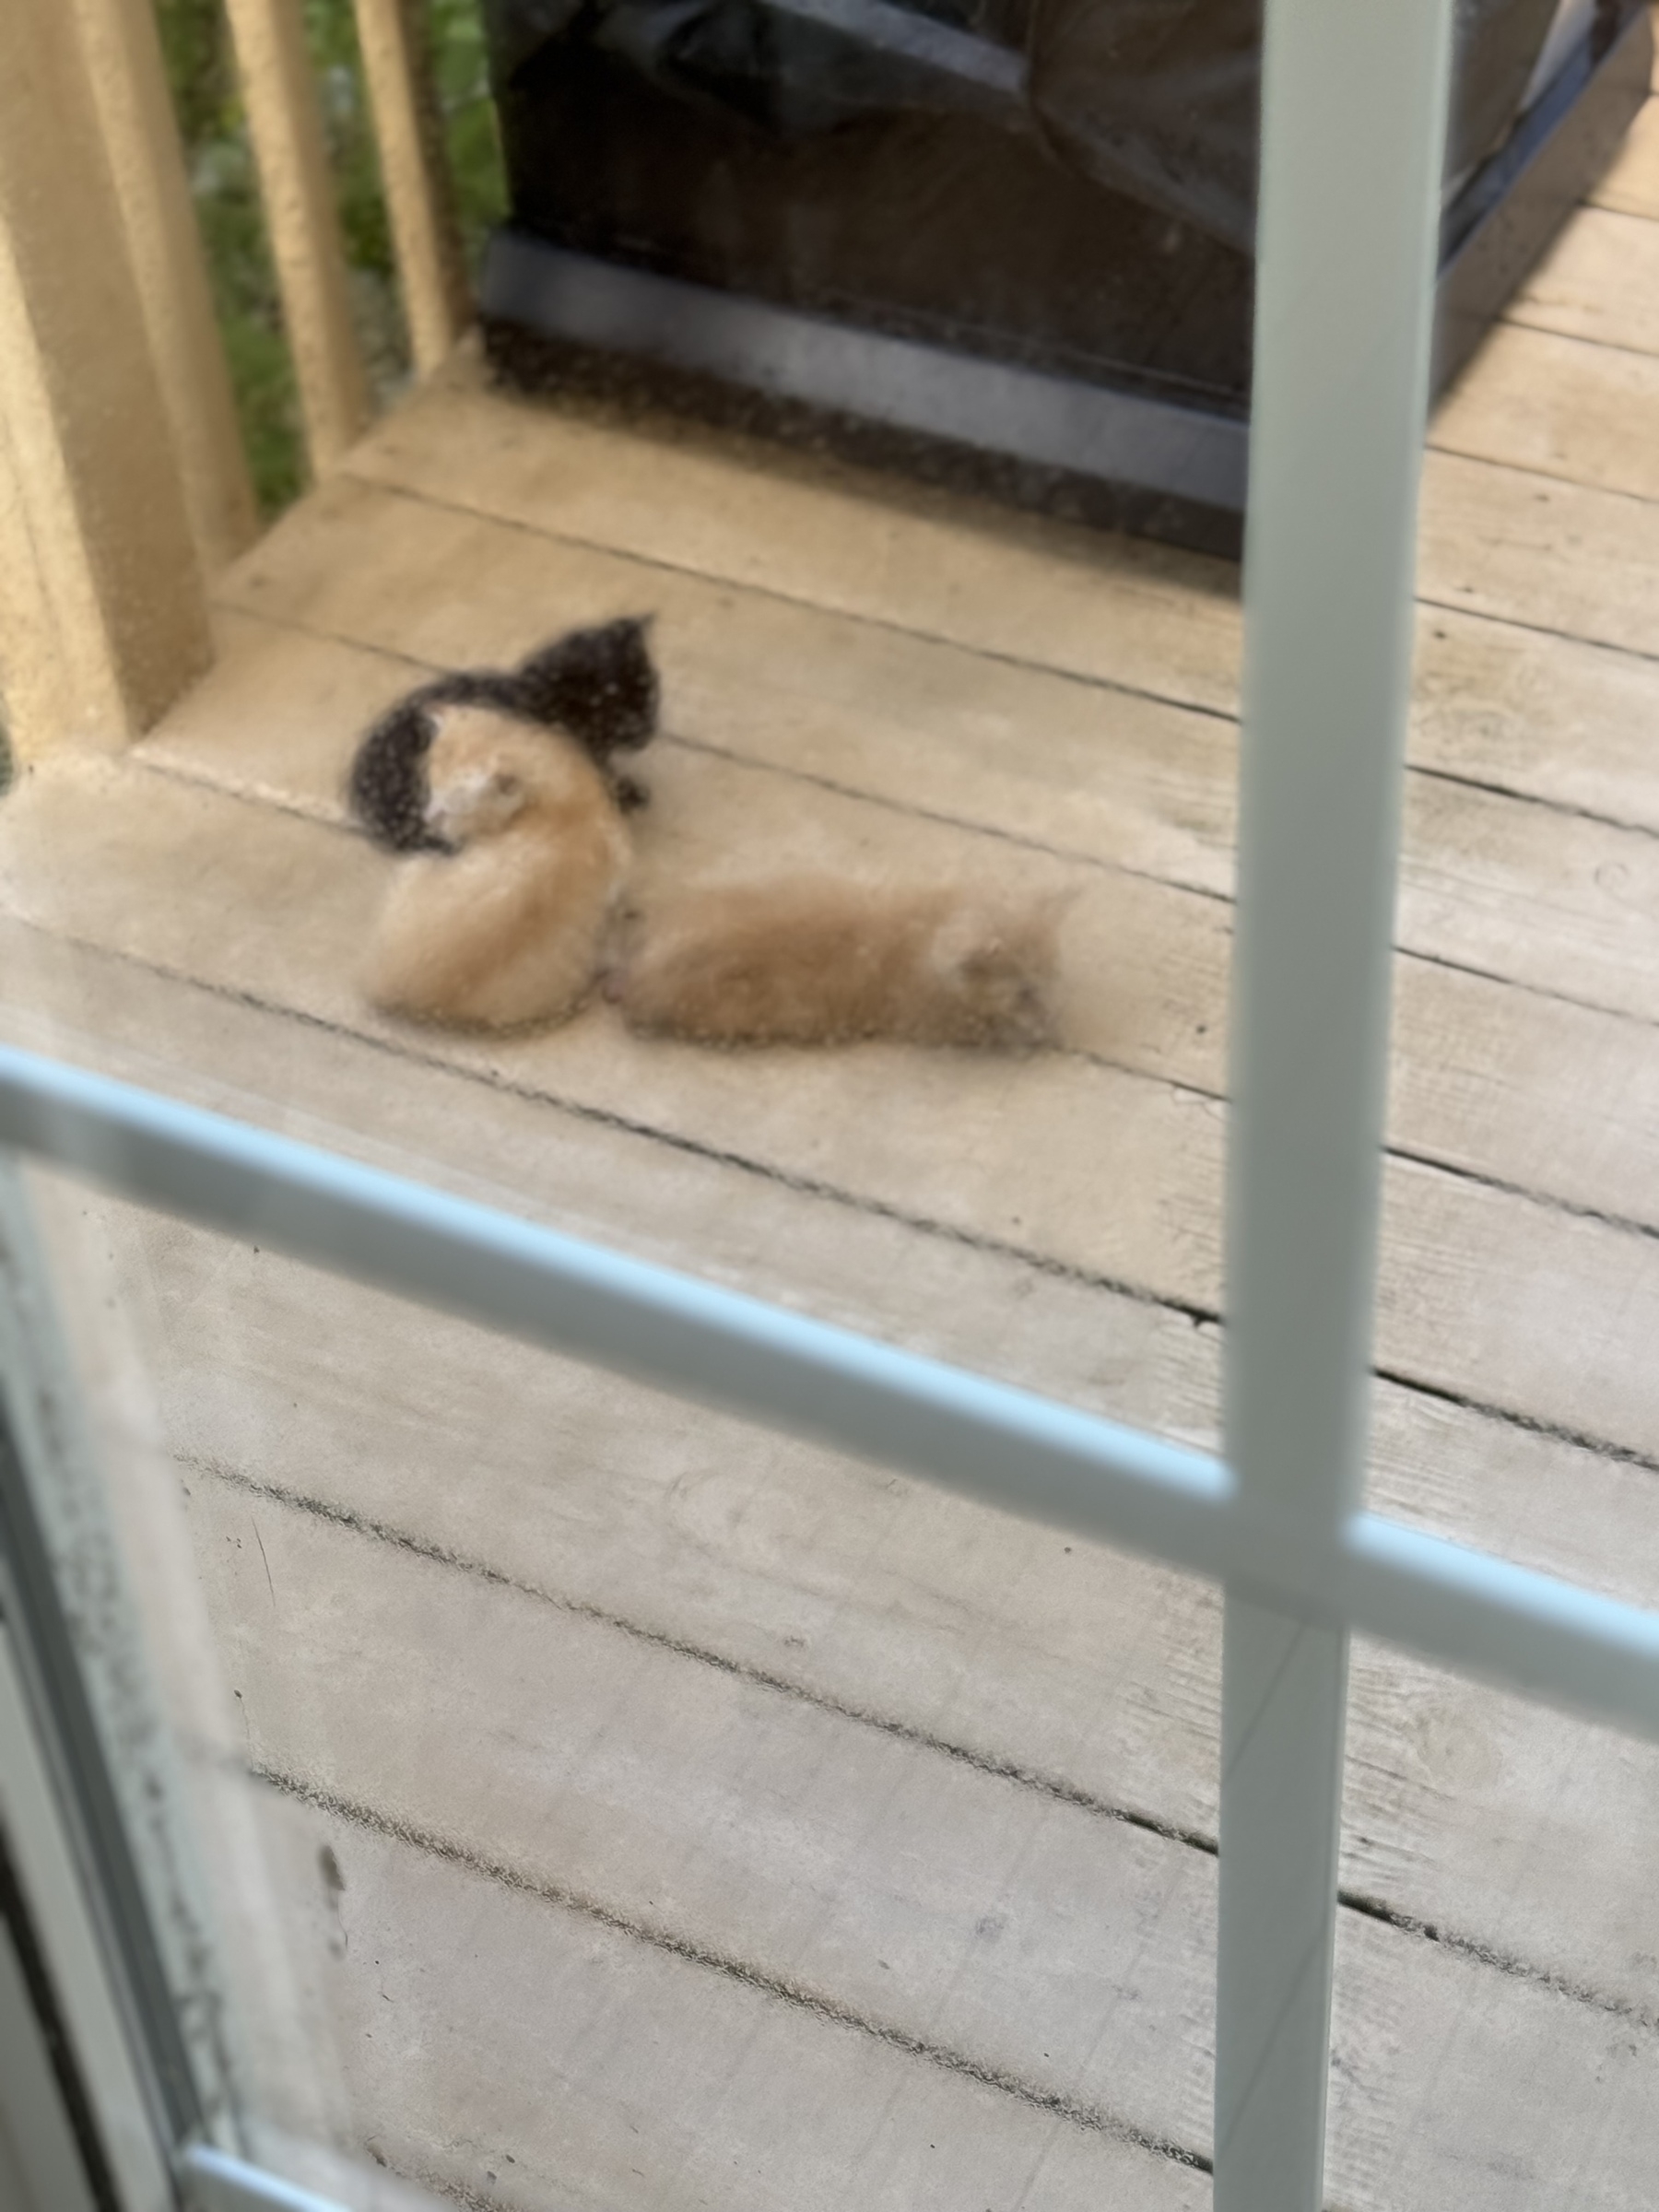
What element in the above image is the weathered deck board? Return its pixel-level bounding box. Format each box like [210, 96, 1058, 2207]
[1510, 202, 1659, 356]
[343, 366, 1248, 718]
[233, 1781, 1212, 2212]
[172, 1463, 1659, 2212]
[1602, 88, 1659, 207]
[1591, 91, 1659, 218]
[155, 535, 1659, 1250]
[1435, 318, 1659, 500]
[194, 482, 1659, 1041]
[271, 1781, 1659, 2212]
[1418, 447, 1659, 660]
[133, 1191, 1659, 2017]
[190, 499, 1659, 846]
[14, 900, 1659, 2203]
[340, 354, 1659, 678]
[8, 751, 1659, 1473]
[18, 913, 1659, 2010]
[200, 1465, 1225, 2159]
[1410, 606, 1659, 834]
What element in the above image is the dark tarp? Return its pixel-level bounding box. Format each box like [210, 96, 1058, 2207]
[484, 0, 1565, 249]
[1027, 0, 1564, 251]
[483, 0, 1021, 134]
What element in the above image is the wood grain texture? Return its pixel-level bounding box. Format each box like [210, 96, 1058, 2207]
[1418, 446, 1659, 658]
[1409, 605, 1659, 830]
[1510, 202, 1659, 355]
[222, 0, 370, 475]
[1434, 316, 1659, 500]
[238, 1783, 1216, 2212]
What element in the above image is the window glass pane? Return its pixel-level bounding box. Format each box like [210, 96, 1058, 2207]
[2, 0, 1654, 2203]
[1350, 29, 1659, 2183]
[1330, 1643, 1659, 2208]
[26, 1167, 1223, 2206]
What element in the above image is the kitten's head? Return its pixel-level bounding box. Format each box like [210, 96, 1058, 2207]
[421, 708, 582, 847]
[512, 617, 659, 760]
[348, 669, 527, 852]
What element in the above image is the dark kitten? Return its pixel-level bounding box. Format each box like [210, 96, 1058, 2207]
[347, 618, 658, 853]
[512, 616, 659, 769]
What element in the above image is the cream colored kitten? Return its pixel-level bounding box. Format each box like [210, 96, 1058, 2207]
[363, 706, 630, 1030]
[612, 877, 1063, 1049]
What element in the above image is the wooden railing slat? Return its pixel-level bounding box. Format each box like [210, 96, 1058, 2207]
[353, 0, 470, 375]
[222, 0, 371, 477]
[0, 0, 211, 754]
[70, 0, 259, 573]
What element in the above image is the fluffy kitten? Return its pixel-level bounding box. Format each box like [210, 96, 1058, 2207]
[363, 705, 631, 1030]
[348, 616, 658, 853]
[612, 878, 1064, 1050]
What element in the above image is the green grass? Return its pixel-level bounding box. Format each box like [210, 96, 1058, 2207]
[154, 0, 506, 518]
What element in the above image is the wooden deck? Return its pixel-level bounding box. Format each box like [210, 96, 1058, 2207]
[4, 77, 1659, 2212]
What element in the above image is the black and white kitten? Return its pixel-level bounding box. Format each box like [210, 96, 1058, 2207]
[347, 616, 658, 853]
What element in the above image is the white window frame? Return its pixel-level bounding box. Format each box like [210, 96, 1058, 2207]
[2, 0, 1653, 2206]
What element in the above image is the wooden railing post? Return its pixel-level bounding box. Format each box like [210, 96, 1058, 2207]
[222, 0, 371, 477]
[69, 0, 259, 575]
[0, 0, 213, 757]
[354, 0, 470, 375]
